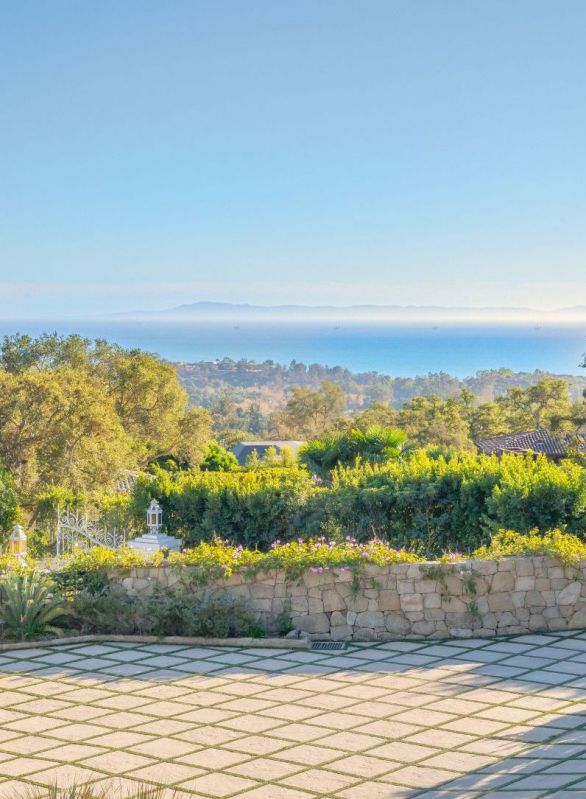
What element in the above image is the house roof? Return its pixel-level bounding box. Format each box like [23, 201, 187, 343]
[475, 428, 586, 457]
[231, 440, 305, 466]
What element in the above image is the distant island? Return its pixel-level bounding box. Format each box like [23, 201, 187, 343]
[114, 301, 586, 322]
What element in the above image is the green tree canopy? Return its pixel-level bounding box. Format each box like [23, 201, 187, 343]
[0, 334, 213, 505]
[300, 426, 409, 479]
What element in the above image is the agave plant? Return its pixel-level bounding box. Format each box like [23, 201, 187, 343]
[0, 571, 71, 641]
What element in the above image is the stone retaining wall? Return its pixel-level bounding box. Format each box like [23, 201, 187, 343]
[113, 556, 586, 640]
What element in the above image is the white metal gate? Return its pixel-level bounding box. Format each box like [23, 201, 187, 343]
[56, 507, 125, 556]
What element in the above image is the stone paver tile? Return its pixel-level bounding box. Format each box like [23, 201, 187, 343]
[389, 709, 458, 727]
[178, 747, 249, 768]
[353, 720, 422, 739]
[25, 764, 104, 787]
[43, 722, 109, 740]
[318, 731, 385, 752]
[336, 780, 416, 798]
[381, 765, 461, 787]
[223, 734, 289, 755]
[218, 697, 278, 713]
[41, 743, 107, 761]
[461, 738, 529, 757]
[176, 726, 241, 747]
[175, 707, 238, 724]
[297, 693, 358, 711]
[544, 763, 586, 779]
[59, 687, 114, 702]
[0, 736, 57, 755]
[137, 700, 194, 717]
[236, 786, 315, 799]
[219, 714, 283, 734]
[129, 762, 204, 785]
[11, 697, 72, 714]
[422, 751, 498, 772]
[0, 757, 56, 776]
[443, 718, 508, 735]
[271, 723, 332, 742]
[81, 751, 156, 774]
[51, 705, 112, 721]
[405, 729, 475, 748]
[477, 706, 539, 723]
[91, 711, 154, 729]
[508, 774, 580, 790]
[178, 690, 235, 706]
[86, 731, 155, 748]
[258, 704, 319, 722]
[92, 695, 152, 711]
[326, 753, 398, 777]
[272, 743, 344, 766]
[130, 738, 199, 759]
[228, 758, 303, 780]
[5, 716, 65, 734]
[282, 767, 358, 793]
[178, 773, 259, 796]
[132, 719, 194, 736]
[368, 741, 439, 763]
[136, 684, 191, 699]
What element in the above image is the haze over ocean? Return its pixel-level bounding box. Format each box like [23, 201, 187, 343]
[0, 320, 584, 378]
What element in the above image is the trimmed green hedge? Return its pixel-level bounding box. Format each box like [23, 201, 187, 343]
[130, 454, 586, 557]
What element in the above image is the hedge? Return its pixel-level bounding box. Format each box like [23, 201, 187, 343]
[129, 454, 586, 557]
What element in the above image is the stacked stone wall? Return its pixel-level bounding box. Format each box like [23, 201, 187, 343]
[113, 556, 586, 640]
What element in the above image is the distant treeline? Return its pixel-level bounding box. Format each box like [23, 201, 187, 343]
[178, 358, 586, 411]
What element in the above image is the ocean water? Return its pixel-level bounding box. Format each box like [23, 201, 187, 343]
[0, 319, 585, 377]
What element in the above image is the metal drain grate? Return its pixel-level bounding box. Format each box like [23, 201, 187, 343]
[311, 641, 347, 651]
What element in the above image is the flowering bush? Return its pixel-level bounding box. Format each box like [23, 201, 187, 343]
[473, 528, 586, 566]
[50, 538, 421, 587]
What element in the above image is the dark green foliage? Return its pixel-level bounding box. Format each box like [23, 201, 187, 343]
[0, 465, 18, 540]
[131, 453, 586, 558]
[321, 451, 586, 555]
[300, 426, 409, 478]
[71, 585, 264, 638]
[134, 466, 323, 549]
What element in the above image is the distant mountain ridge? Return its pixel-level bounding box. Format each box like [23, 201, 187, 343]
[114, 301, 586, 321]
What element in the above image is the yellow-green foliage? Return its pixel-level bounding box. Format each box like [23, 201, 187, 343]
[129, 451, 586, 557]
[473, 529, 586, 566]
[54, 539, 422, 585]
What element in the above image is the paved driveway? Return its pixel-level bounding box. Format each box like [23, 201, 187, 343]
[0, 633, 585, 798]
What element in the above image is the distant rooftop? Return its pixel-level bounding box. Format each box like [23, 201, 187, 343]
[475, 428, 586, 459]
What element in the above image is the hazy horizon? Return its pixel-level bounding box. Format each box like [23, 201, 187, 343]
[1, 2, 586, 316]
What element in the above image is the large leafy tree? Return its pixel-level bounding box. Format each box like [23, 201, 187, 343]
[271, 380, 346, 438]
[0, 334, 213, 504]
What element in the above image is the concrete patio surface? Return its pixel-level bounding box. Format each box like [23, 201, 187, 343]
[0, 633, 585, 797]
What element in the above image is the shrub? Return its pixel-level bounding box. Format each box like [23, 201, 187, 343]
[200, 443, 239, 472]
[321, 452, 586, 556]
[123, 452, 586, 557]
[473, 528, 586, 566]
[135, 465, 322, 549]
[0, 572, 70, 640]
[71, 585, 264, 638]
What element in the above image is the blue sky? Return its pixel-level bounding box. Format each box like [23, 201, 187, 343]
[1, 1, 585, 316]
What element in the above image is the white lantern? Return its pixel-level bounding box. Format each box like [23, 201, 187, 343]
[8, 524, 27, 560]
[128, 498, 180, 554]
[147, 499, 163, 534]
